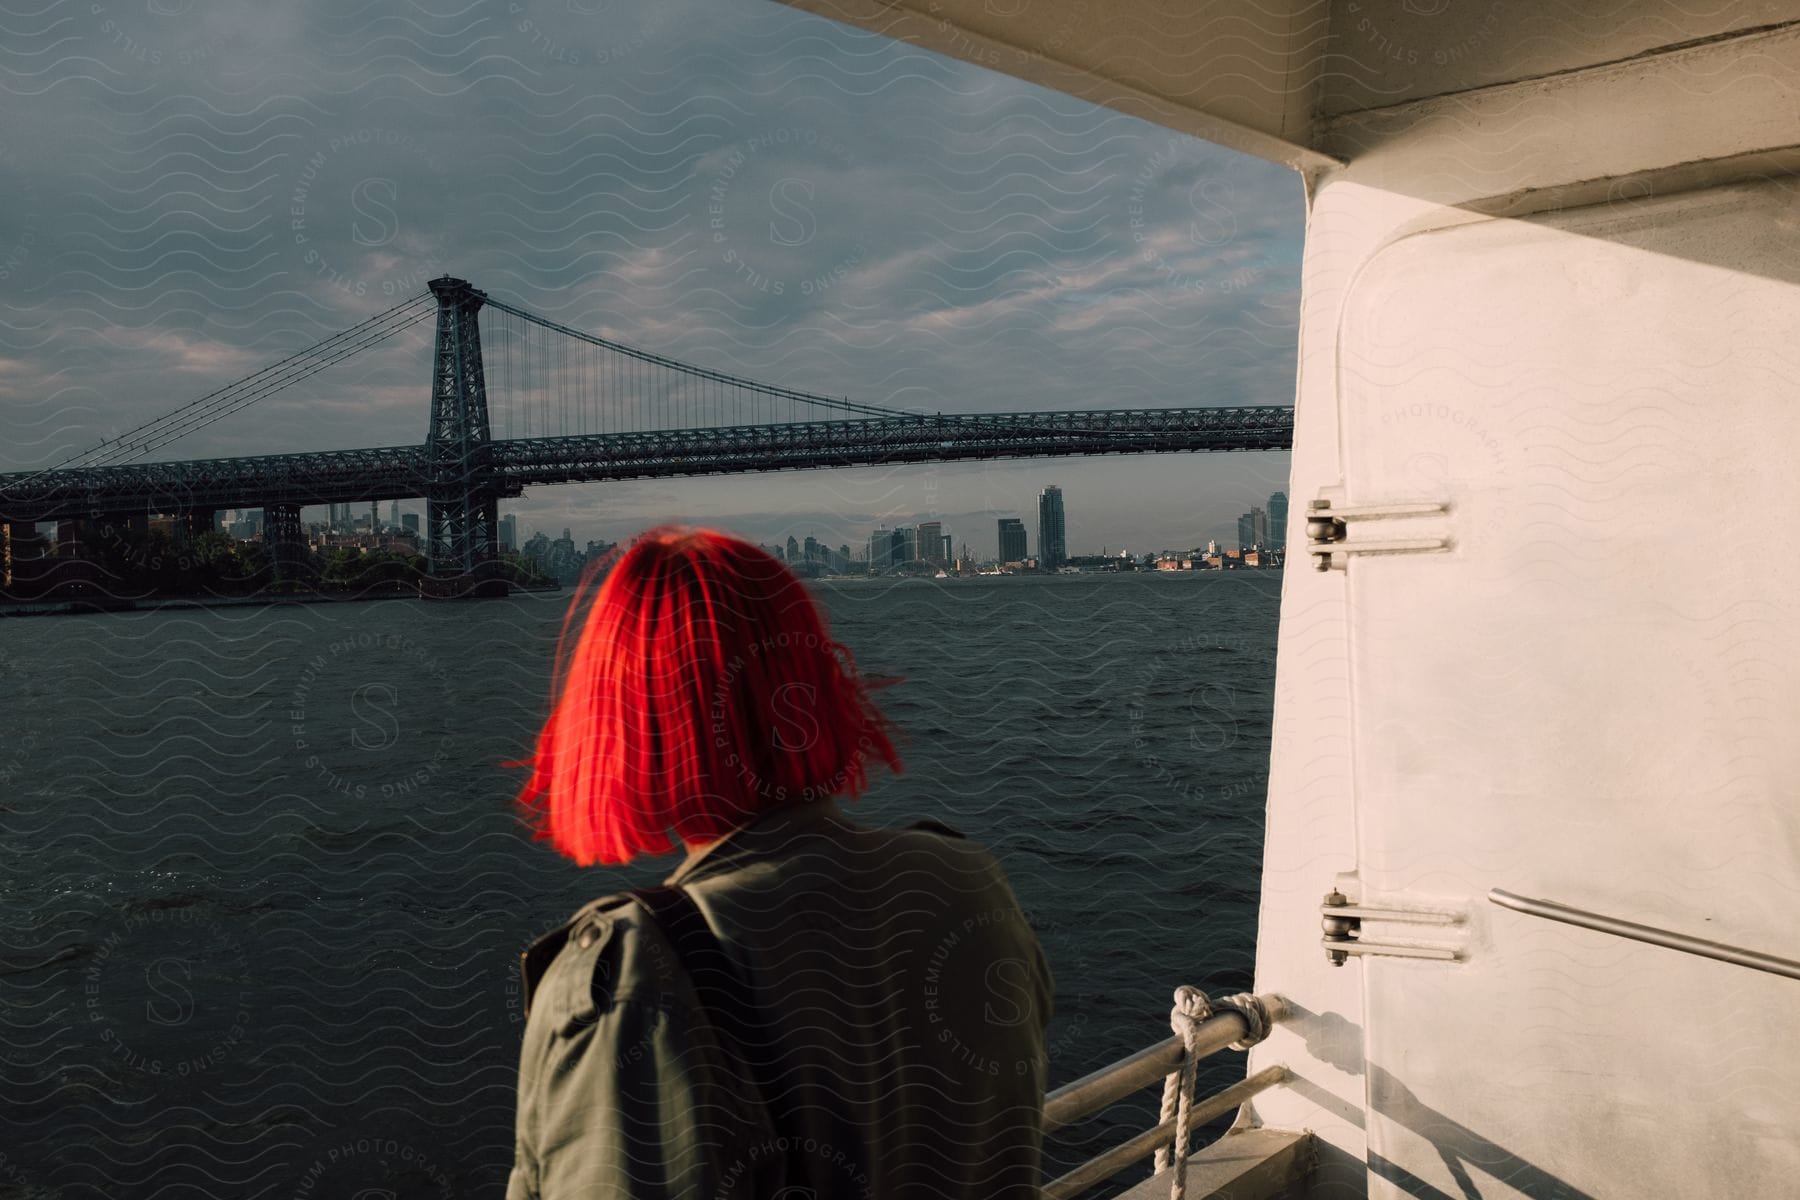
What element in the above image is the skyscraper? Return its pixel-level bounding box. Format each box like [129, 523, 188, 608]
[1237, 511, 1255, 552]
[1267, 491, 1288, 552]
[868, 527, 891, 572]
[997, 517, 1027, 563]
[499, 513, 518, 552]
[1036, 486, 1067, 569]
[389, 499, 401, 528]
[786, 535, 800, 563]
[1250, 505, 1267, 549]
[549, 528, 578, 582]
[917, 521, 943, 564]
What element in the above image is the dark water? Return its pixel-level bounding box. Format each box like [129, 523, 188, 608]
[0, 570, 1279, 1198]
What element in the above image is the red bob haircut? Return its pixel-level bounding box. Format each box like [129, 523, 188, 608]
[510, 525, 904, 866]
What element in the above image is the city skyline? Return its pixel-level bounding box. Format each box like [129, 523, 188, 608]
[235, 486, 1286, 565]
[503, 499, 1277, 564]
[489, 452, 1290, 568]
[488, 480, 1289, 563]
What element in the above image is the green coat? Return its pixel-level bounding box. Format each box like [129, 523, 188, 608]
[505, 797, 1054, 1199]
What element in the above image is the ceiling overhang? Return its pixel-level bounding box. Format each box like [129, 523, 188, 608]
[775, 0, 1340, 173]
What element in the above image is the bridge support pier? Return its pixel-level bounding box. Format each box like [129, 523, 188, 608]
[262, 503, 307, 587]
[3, 521, 45, 598]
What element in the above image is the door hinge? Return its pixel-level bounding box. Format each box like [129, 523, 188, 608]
[1306, 498, 1450, 571]
[1322, 889, 1467, 964]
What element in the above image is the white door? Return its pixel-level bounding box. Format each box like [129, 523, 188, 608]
[1337, 179, 1800, 1199]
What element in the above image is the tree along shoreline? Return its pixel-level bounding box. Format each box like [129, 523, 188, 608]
[0, 527, 560, 613]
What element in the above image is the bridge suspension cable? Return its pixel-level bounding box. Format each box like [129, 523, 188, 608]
[483, 297, 919, 430]
[10, 293, 435, 488]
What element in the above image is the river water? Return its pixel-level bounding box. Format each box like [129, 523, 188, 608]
[0, 570, 1279, 1198]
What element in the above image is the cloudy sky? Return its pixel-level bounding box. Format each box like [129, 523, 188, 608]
[0, 0, 1301, 557]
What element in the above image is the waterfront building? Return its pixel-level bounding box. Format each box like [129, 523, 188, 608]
[1037, 486, 1067, 569]
[883, 526, 915, 567]
[1267, 492, 1287, 552]
[867, 527, 891, 572]
[997, 517, 1027, 564]
[521, 531, 549, 568]
[917, 521, 943, 564]
[548, 528, 579, 582]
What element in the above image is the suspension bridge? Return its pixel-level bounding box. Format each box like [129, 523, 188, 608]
[0, 276, 1294, 594]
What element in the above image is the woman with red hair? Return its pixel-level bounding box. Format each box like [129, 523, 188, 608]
[505, 525, 1052, 1200]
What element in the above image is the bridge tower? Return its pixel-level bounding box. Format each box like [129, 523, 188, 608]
[423, 276, 502, 593]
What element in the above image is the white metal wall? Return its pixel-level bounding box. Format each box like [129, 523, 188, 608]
[1249, 176, 1800, 1199]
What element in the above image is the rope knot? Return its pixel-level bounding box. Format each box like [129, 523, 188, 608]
[1169, 985, 1213, 1049]
[1212, 992, 1271, 1052]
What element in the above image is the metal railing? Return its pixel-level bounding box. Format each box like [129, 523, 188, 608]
[1041, 994, 1287, 1200]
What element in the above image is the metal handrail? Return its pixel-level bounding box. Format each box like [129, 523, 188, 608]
[1042, 1067, 1289, 1200]
[1041, 994, 1288, 1200]
[1044, 1006, 1244, 1133]
[1489, 889, 1800, 981]
[1044, 1034, 1184, 1134]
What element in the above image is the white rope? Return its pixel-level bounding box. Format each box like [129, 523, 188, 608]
[1152, 985, 1213, 1200]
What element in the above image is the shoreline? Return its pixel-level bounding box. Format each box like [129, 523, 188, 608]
[0, 584, 565, 619]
